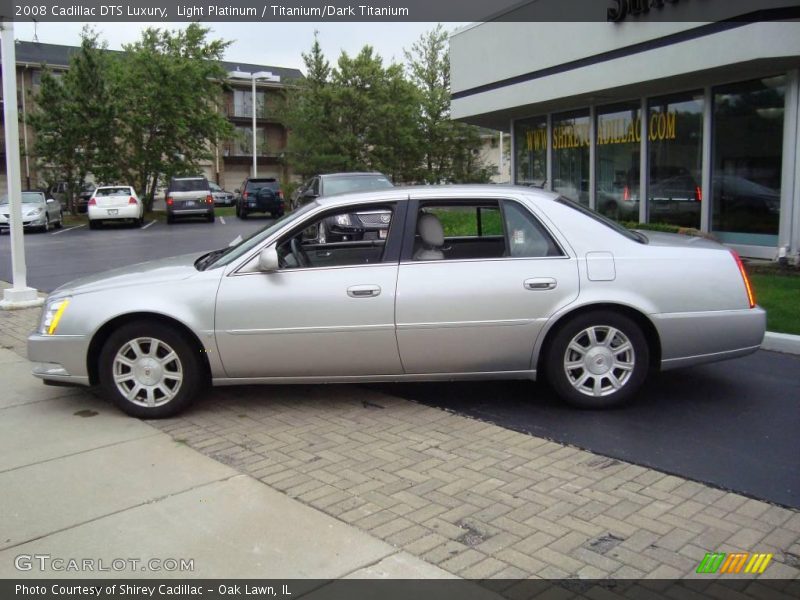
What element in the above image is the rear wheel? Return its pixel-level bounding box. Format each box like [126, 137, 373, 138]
[545, 311, 649, 409]
[166, 214, 174, 225]
[239, 209, 248, 220]
[88, 220, 99, 230]
[98, 321, 204, 418]
[207, 212, 215, 223]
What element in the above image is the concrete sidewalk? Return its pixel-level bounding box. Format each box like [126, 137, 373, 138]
[1, 302, 799, 581]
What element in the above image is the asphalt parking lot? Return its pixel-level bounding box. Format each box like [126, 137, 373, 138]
[0, 215, 268, 292]
[2, 218, 798, 510]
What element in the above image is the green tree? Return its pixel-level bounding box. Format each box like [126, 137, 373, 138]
[29, 28, 117, 213]
[404, 25, 495, 183]
[112, 24, 233, 210]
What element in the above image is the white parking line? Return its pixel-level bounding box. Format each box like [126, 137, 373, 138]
[142, 220, 156, 230]
[219, 216, 226, 224]
[51, 224, 85, 235]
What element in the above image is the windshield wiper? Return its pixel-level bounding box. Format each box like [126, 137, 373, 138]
[195, 248, 227, 271]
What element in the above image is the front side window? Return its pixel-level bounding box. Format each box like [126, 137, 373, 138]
[277, 204, 395, 269]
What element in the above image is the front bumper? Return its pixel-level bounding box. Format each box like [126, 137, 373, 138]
[28, 333, 91, 386]
[0, 214, 47, 229]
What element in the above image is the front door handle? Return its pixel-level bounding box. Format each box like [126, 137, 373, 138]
[347, 285, 381, 298]
[524, 278, 557, 291]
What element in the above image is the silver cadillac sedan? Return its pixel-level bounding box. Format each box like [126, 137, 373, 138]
[28, 186, 765, 418]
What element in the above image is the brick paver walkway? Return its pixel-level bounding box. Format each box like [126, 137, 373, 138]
[3, 293, 799, 580]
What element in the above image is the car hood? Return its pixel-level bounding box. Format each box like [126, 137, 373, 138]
[52, 253, 204, 297]
[0, 203, 44, 215]
[638, 230, 725, 250]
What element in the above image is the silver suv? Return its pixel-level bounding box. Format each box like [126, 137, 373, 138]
[166, 177, 214, 224]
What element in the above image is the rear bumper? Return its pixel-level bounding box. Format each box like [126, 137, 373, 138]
[655, 307, 766, 370]
[88, 205, 140, 220]
[169, 208, 214, 216]
[28, 333, 91, 386]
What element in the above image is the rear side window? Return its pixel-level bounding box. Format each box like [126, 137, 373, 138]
[171, 179, 208, 192]
[503, 201, 563, 258]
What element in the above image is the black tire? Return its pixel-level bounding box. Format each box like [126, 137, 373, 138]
[41, 215, 50, 233]
[89, 220, 99, 230]
[544, 310, 649, 409]
[136, 217, 144, 227]
[239, 209, 248, 220]
[98, 320, 204, 418]
[166, 214, 174, 225]
[55, 212, 64, 229]
[207, 212, 215, 223]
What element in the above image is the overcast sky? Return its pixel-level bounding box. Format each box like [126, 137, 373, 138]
[12, 21, 468, 74]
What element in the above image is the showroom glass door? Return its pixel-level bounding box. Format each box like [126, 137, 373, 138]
[711, 75, 786, 247]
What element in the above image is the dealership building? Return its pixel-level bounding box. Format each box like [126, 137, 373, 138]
[450, 4, 800, 260]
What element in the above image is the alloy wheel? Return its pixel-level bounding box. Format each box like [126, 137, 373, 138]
[563, 325, 635, 397]
[112, 337, 184, 407]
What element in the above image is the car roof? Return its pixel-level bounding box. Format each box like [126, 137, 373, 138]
[313, 184, 559, 208]
[320, 172, 387, 178]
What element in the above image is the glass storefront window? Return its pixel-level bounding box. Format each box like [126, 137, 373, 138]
[513, 117, 547, 186]
[647, 93, 704, 228]
[712, 76, 785, 245]
[552, 111, 590, 206]
[596, 104, 641, 221]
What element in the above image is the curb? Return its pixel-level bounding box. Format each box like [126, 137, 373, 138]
[762, 331, 800, 356]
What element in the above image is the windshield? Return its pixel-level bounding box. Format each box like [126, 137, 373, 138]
[204, 202, 319, 269]
[324, 175, 393, 196]
[555, 196, 646, 244]
[1, 192, 45, 204]
[171, 179, 208, 192]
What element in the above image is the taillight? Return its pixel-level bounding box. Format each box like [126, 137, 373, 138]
[243, 191, 248, 200]
[166, 197, 174, 206]
[731, 250, 756, 309]
[695, 186, 702, 202]
[88, 197, 96, 206]
[277, 190, 284, 199]
[623, 186, 630, 202]
[128, 196, 137, 205]
[206, 195, 214, 204]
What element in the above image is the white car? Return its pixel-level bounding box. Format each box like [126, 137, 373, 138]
[87, 186, 144, 229]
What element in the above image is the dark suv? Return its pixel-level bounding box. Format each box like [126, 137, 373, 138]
[166, 176, 214, 224]
[235, 177, 285, 220]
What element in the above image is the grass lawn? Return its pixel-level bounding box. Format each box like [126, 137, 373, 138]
[749, 273, 800, 335]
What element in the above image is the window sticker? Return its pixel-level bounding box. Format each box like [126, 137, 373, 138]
[512, 229, 525, 245]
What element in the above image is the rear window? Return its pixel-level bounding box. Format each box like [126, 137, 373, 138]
[324, 175, 393, 196]
[95, 187, 133, 196]
[246, 179, 280, 192]
[555, 196, 646, 244]
[171, 179, 209, 192]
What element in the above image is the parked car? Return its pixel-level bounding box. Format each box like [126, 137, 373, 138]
[0, 191, 63, 233]
[27, 185, 765, 418]
[166, 176, 214, 224]
[210, 182, 235, 207]
[46, 181, 96, 213]
[88, 186, 144, 229]
[293, 172, 395, 242]
[235, 177, 284, 219]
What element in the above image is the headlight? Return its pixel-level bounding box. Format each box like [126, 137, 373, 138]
[40, 297, 71, 335]
[335, 214, 353, 226]
[26, 207, 44, 217]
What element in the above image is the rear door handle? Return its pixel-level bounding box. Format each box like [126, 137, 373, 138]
[524, 278, 557, 291]
[347, 285, 381, 298]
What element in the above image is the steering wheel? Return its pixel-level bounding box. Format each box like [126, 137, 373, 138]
[290, 237, 310, 268]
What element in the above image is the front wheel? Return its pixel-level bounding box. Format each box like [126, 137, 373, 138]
[545, 311, 649, 409]
[55, 212, 64, 229]
[98, 321, 204, 418]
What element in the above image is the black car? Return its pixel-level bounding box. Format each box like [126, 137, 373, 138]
[166, 176, 215, 224]
[76, 183, 96, 214]
[235, 178, 285, 219]
[293, 172, 395, 242]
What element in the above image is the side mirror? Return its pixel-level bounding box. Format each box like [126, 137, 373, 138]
[47, 198, 55, 203]
[303, 190, 318, 199]
[257, 246, 280, 272]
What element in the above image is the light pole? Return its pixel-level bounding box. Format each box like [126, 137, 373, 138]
[227, 69, 280, 178]
[1, 20, 42, 309]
